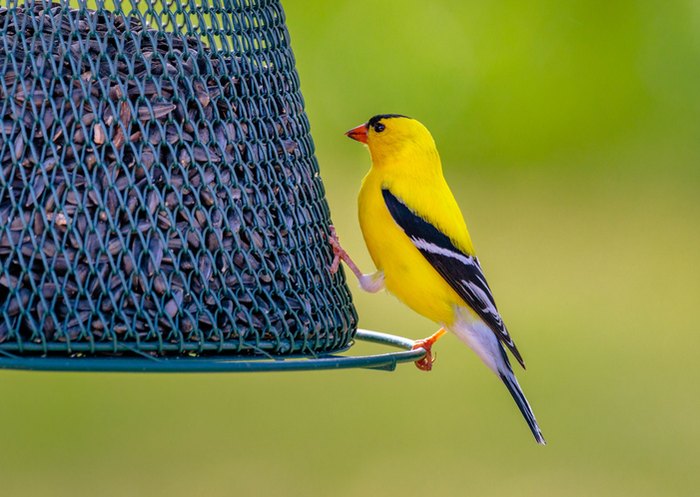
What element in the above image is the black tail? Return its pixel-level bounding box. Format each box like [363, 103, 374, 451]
[499, 370, 546, 445]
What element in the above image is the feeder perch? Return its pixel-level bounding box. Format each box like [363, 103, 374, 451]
[0, 0, 425, 372]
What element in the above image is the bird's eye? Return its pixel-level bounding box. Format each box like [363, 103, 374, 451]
[373, 123, 385, 133]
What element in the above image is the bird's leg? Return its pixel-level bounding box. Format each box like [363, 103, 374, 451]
[411, 328, 447, 371]
[328, 225, 385, 293]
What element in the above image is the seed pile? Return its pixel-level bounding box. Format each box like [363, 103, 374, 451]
[0, 3, 356, 353]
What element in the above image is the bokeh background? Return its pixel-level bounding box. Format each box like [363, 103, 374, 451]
[1, 1, 699, 496]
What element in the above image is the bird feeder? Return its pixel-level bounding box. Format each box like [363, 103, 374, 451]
[0, 0, 425, 372]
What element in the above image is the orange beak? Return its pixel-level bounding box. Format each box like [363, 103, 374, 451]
[345, 123, 368, 144]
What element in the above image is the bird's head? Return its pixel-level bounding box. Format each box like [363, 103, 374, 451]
[346, 114, 439, 168]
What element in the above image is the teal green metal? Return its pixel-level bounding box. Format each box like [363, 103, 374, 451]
[0, 1, 416, 375]
[0, 0, 359, 358]
[0, 330, 426, 373]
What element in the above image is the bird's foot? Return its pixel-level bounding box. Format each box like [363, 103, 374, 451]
[326, 226, 384, 292]
[327, 225, 346, 275]
[411, 328, 447, 372]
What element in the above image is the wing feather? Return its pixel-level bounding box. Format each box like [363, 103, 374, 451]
[382, 188, 525, 368]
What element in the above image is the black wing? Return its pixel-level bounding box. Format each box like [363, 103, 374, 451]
[382, 188, 525, 368]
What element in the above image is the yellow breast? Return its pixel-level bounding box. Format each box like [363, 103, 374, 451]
[358, 171, 465, 326]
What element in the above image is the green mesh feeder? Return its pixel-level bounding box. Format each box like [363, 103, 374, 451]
[0, 0, 425, 372]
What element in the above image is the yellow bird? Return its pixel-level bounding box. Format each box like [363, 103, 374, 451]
[329, 114, 545, 444]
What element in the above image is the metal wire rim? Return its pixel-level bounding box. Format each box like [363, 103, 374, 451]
[0, 329, 425, 373]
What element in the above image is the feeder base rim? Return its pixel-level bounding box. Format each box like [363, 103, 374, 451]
[0, 330, 425, 373]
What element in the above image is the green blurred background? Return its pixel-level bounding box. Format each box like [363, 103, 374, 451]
[2, 1, 699, 496]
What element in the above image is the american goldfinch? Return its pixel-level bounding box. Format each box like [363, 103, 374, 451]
[329, 114, 545, 444]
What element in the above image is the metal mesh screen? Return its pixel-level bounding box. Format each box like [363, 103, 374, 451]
[0, 0, 358, 357]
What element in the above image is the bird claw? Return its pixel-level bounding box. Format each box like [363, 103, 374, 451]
[327, 225, 345, 275]
[411, 328, 447, 372]
[411, 340, 438, 371]
[329, 257, 341, 275]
